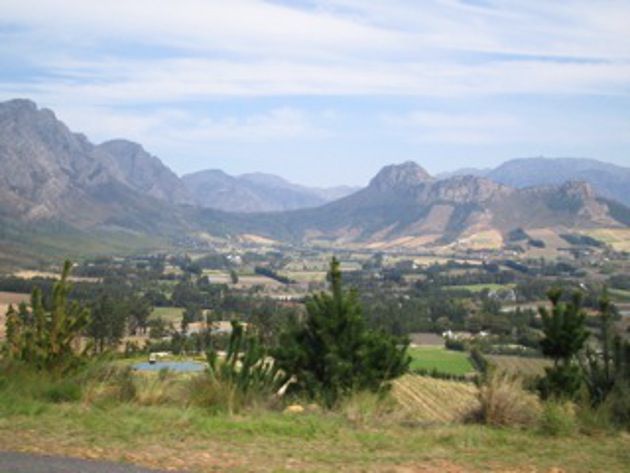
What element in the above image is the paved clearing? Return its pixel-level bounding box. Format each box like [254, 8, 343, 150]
[0, 452, 178, 473]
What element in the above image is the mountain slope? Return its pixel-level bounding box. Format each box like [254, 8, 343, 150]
[442, 157, 630, 206]
[182, 170, 359, 213]
[0, 99, 195, 244]
[1, 99, 628, 259]
[94, 140, 193, 205]
[233, 162, 627, 248]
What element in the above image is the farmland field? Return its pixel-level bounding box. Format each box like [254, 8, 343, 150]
[583, 228, 630, 252]
[609, 288, 630, 302]
[392, 374, 478, 423]
[408, 346, 475, 375]
[150, 306, 184, 324]
[444, 283, 514, 293]
[281, 270, 327, 283]
[486, 355, 551, 377]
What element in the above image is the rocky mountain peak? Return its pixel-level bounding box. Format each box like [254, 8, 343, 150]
[558, 180, 596, 199]
[95, 139, 192, 205]
[369, 161, 433, 191]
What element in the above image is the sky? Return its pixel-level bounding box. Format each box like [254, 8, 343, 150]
[1, 0, 629, 186]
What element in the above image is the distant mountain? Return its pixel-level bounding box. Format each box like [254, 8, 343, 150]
[0, 100, 193, 242]
[441, 157, 630, 206]
[239, 161, 628, 247]
[182, 170, 359, 213]
[94, 140, 193, 205]
[0, 99, 628, 261]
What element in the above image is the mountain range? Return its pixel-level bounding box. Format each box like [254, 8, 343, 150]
[182, 169, 358, 213]
[439, 158, 630, 206]
[0, 98, 628, 262]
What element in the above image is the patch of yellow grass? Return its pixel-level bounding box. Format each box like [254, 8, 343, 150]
[12, 270, 100, 283]
[392, 375, 479, 423]
[238, 234, 279, 246]
[452, 230, 503, 251]
[583, 228, 630, 251]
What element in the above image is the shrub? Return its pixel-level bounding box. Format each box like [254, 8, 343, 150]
[42, 380, 82, 403]
[606, 381, 630, 430]
[475, 371, 541, 427]
[539, 401, 577, 436]
[82, 365, 137, 404]
[134, 373, 184, 406]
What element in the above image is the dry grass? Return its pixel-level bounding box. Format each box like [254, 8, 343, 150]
[486, 355, 552, 378]
[584, 228, 630, 252]
[392, 375, 479, 424]
[475, 372, 541, 428]
[451, 230, 504, 251]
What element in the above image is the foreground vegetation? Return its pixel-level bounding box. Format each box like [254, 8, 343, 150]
[1, 256, 629, 471]
[1, 365, 629, 472]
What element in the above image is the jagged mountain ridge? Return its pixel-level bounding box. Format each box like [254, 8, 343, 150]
[440, 157, 630, 206]
[182, 169, 359, 213]
[0, 98, 628, 259]
[236, 162, 624, 246]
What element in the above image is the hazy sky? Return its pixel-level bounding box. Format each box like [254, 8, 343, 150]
[1, 0, 629, 186]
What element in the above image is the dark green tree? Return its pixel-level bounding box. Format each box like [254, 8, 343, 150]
[580, 291, 630, 413]
[88, 293, 127, 353]
[538, 289, 589, 399]
[273, 257, 409, 407]
[181, 305, 202, 333]
[127, 296, 152, 335]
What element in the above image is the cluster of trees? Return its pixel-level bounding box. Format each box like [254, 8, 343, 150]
[537, 289, 630, 424]
[3, 258, 409, 408]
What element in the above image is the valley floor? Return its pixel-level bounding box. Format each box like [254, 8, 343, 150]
[1, 403, 628, 472]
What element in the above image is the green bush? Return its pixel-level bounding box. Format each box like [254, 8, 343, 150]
[606, 382, 630, 430]
[42, 381, 82, 403]
[539, 401, 577, 436]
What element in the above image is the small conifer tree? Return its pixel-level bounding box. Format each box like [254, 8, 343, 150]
[538, 289, 589, 399]
[3, 260, 90, 373]
[273, 257, 409, 407]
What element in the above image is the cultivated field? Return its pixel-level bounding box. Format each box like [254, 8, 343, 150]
[149, 306, 184, 324]
[392, 375, 479, 423]
[486, 355, 551, 377]
[583, 228, 630, 252]
[444, 283, 515, 293]
[408, 346, 475, 375]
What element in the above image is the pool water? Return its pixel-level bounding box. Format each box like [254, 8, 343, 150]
[133, 361, 205, 372]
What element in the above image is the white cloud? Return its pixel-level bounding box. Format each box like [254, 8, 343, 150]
[1, 0, 629, 103]
[382, 110, 520, 144]
[1, 0, 629, 177]
[50, 104, 325, 149]
[382, 108, 630, 147]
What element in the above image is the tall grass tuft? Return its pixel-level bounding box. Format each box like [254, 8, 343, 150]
[475, 371, 541, 427]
